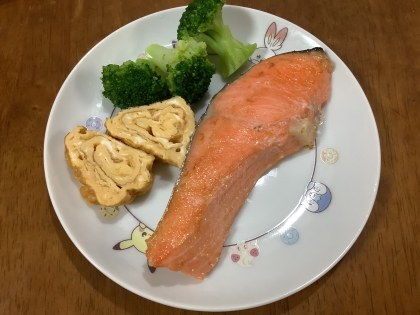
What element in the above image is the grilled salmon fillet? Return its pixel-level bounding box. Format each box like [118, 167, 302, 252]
[146, 48, 334, 279]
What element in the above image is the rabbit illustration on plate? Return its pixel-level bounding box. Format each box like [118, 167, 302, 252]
[249, 22, 288, 64]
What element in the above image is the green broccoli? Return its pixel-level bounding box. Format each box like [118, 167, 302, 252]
[177, 0, 257, 78]
[145, 39, 216, 104]
[101, 59, 171, 109]
[101, 39, 215, 108]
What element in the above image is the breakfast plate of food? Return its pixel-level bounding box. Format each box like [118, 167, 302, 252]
[44, 1, 380, 311]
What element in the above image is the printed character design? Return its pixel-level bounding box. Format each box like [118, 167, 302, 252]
[249, 22, 288, 64]
[301, 182, 331, 213]
[113, 222, 153, 253]
[100, 206, 119, 219]
[228, 240, 260, 267]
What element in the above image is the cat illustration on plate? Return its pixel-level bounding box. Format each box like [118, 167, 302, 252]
[301, 182, 332, 213]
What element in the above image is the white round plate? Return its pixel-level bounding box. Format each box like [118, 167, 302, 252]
[44, 6, 380, 312]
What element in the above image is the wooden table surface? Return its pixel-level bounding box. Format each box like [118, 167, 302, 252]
[1, 0, 419, 314]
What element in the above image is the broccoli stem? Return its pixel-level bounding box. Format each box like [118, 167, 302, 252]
[145, 44, 174, 75]
[196, 11, 256, 77]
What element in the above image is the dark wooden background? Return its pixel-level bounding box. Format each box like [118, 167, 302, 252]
[1, 0, 419, 314]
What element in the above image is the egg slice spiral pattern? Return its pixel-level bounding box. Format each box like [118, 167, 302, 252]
[105, 96, 195, 168]
[64, 126, 154, 206]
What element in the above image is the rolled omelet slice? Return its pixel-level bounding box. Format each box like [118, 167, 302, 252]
[105, 96, 195, 168]
[64, 126, 154, 206]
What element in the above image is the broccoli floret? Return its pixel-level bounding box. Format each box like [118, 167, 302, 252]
[177, 0, 257, 78]
[145, 39, 216, 104]
[101, 39, 215, 108]
[101, 59, 171, 109]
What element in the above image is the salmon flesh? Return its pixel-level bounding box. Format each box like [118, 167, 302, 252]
[146, 48, 334, 279]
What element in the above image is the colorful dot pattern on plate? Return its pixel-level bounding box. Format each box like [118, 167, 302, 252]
[280, 227, 299, 245]
[320, 148, 339, 164]
[86, 116, 103, 131]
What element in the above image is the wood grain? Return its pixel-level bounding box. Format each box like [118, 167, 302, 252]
[1, 0, 419, 314]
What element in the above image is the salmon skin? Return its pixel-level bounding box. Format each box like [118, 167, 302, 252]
[146, 48, 334, 279]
